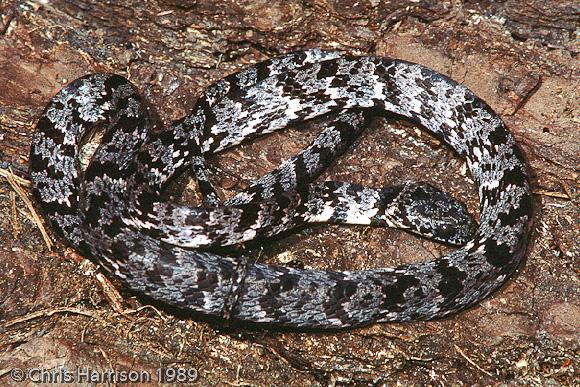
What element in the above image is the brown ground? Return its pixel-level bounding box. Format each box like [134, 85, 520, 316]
[0, 0, 578, 385]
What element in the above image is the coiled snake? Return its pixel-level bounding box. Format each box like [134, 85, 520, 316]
[30, 50, 533, 328]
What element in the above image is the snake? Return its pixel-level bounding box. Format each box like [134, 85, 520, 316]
[29, 49, 533, 328]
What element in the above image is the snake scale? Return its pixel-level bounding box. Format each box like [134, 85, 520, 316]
[30, 49, 533, 328]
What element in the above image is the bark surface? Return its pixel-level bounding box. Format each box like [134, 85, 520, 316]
[0, 0, 578, 384]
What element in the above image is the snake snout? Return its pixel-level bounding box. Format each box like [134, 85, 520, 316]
[384, 182, 477, 246]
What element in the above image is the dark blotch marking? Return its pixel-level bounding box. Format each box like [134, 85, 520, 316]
[380, 184, 405, 206]
[498, 192, 533, 226]
[317, 60, 339, 80]
[436, 261, 467, 300]
[380, 275, 420, 310]
[269, 273, 300, 293]
[484, 238, 512, 267]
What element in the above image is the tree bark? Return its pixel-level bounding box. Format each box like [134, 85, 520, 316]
[0, 0, 577, 384]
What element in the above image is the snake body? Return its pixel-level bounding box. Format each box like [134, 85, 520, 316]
[30, 50, 533, 328]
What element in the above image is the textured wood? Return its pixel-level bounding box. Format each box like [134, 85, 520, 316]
[0, 0, 577, 384]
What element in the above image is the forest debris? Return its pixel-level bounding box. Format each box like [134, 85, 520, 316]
[0, 166, 31, 187]
[10, 190, 20, 237]
[95, 273, 127, 316]
[454, 344, 494, 377]
[0, 167, 53, 250]
[4, 307, 97, 327]
[534, 189, 572, 200]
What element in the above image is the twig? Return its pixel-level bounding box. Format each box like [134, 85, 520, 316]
[561, 183, 574, 201]
[225, 380, 259, 387]
[80, 320, 92, 343]
[10, 191, 20, 237]
[1, 167, 53, 250]
[454, 344, 494, 377]
[124, 304, 168, 321]
[95, 273, 127, 316]
[95, 273, 168, 321]
[4, 307, 97, 327]
[533, 190, 571, 200]
[0, 166, 31, 187]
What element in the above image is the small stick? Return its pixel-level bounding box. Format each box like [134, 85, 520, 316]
[0, 166, 31, 187]
[10, 191, 20, 237]
[95, 273, 127, 316]
[4, 307, 97, 327]
[1, 168, 53, 250]
[454, 344, 494, 377]
[533, 190, 571, 200]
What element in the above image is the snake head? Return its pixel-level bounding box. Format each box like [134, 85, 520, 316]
[380, 182, 477, 246]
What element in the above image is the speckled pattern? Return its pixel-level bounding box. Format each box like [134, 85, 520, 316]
[29, 50, 533, 328]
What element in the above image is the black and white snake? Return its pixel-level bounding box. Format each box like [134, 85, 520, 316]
[29, 50, 533, 328]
